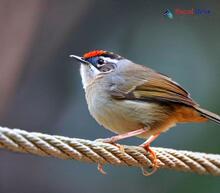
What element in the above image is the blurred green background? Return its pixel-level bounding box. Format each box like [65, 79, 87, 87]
[0, 0, 220, 193]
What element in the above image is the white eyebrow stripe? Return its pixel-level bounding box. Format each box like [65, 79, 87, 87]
[101, 57, 118, 64]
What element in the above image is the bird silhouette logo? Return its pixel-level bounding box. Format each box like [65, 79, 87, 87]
[163, 9, 174, 19]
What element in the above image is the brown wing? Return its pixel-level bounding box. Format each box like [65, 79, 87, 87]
[110, 65, 197, 107]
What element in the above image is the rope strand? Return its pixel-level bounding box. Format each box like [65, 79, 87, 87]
[0, 126, 220, 176]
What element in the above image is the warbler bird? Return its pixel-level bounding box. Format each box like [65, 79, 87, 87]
[70, 50, 220, 175]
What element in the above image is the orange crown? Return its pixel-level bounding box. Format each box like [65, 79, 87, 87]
[83, 50, 106, 59]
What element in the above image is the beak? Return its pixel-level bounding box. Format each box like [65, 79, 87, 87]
[69, 54, 90, 65]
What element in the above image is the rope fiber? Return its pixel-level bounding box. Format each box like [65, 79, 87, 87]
[0, 126, 220, 176]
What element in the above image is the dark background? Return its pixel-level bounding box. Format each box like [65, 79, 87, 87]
[0, 1, 220, 193]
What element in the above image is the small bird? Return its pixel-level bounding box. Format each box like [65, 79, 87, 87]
[70, 50, 220, 175]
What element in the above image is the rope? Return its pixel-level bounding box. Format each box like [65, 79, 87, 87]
[0, 126, 220, 176]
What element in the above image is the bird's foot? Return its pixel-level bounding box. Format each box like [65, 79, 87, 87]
[140, 143, 159, 176]
[97, 163, 107, 175]
[94, 129, 149, 175]
[95, 137, 125, 175]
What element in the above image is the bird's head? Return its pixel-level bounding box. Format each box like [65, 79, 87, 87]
[70, 50, 130, 88]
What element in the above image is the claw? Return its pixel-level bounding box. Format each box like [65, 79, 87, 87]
[141, 166, 157, 176]
[139, 133, 161, 176]
[144, 145, 158, 168]
[141, 144, 158, 176]
[97, 163, 107, 175]
[94, 129, 150, 175]
[95, 138, 124, 175]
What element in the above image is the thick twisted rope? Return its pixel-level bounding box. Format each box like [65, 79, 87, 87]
[0, 126, 220, 176]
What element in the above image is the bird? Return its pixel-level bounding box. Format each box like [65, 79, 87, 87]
[70, 50, 220, 175]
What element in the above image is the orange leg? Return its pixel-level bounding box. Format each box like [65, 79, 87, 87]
[140, 133, 161, 176]
[96, 128, 148, 175]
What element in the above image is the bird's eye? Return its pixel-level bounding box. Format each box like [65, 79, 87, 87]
[97, 58, 104, 65]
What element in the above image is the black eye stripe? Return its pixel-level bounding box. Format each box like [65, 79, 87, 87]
[86, 56, 116, 72]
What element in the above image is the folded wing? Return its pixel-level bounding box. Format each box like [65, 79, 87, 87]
[110, 65, 198, 107]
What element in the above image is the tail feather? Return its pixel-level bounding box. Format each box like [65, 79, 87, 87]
[196, 107, 220, 124]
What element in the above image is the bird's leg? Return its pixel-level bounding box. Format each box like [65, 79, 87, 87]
[140, 133, 160, 176]
[96, 128, 148, 152]
[100, 128, 148, 144]
[96, 128, 148, 175]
